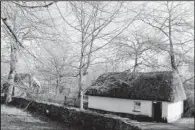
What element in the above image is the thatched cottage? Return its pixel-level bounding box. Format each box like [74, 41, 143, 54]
[85, 71, 187, 123]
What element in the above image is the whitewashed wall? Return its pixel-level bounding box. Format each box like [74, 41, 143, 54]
[162, 101, 183, 123]
[167, 101, 183, 122]
[88, 96, 184, 122]
[88, 96, 153, 117]
[162, 102, 168, 119]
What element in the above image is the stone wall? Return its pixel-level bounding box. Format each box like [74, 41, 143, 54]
[8, 97, 142, 130]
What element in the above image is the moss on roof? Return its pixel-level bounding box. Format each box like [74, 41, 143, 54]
[85, 71, 186, 102]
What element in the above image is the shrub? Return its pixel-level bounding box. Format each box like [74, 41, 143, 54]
[184, 91, 194, 117]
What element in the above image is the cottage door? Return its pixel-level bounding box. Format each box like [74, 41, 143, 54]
[153, 102, 162, 122]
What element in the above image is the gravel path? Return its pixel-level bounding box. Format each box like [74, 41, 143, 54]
[1, 105, 76, 130]
[139, 118, 194, 130]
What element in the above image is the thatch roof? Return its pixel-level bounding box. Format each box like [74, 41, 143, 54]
[85, 71, 187, 102]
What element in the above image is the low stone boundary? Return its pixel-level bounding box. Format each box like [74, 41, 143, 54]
[7, 97, 142, 130]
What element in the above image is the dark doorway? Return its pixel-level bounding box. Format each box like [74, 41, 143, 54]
[153, 102, 162, 122]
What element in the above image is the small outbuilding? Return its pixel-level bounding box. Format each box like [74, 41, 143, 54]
[85, 71, 187, 123]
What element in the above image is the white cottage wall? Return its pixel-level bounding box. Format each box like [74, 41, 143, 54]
[162, 101, 183, 123]
[88, 96, 153, 117]
[167, 101, 183, 122]
[162, 102, 168, 119]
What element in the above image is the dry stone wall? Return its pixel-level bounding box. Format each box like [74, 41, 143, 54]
[7, 97, 142, 130]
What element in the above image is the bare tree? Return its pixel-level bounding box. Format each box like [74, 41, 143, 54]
[1, 1, 58, 103]
[112, 30, 153, 75]
[55, 1, 139, 97]
[1, 17, 22, 103]
[36, 47, 78, 96]
[138, 1, 194, 74]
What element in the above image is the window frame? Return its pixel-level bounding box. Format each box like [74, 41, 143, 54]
[133, 101, 141, 112]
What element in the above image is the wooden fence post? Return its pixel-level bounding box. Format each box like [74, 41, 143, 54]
[80, 91, 84, 110]
[64, 96, 66, 105]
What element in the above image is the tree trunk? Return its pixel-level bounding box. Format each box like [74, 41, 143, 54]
[78, 71, 83, 98]
[133, 54, 138, 74]
[55, 77, 59, 96]
[168, 11, 178, 73]
[78, 31, 84, 98]
[4, 43, 17, 104]
[12, 87, 15, 96]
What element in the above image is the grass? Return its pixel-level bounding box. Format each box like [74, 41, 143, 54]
[1, 104, 75, 130]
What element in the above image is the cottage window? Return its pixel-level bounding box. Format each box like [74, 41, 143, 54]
[134, 101, 141, 112]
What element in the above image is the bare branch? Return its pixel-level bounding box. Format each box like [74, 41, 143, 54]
[183, 76, 194, 85]
[12, 1, 57, 9]
[1, 18, 24, 48]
